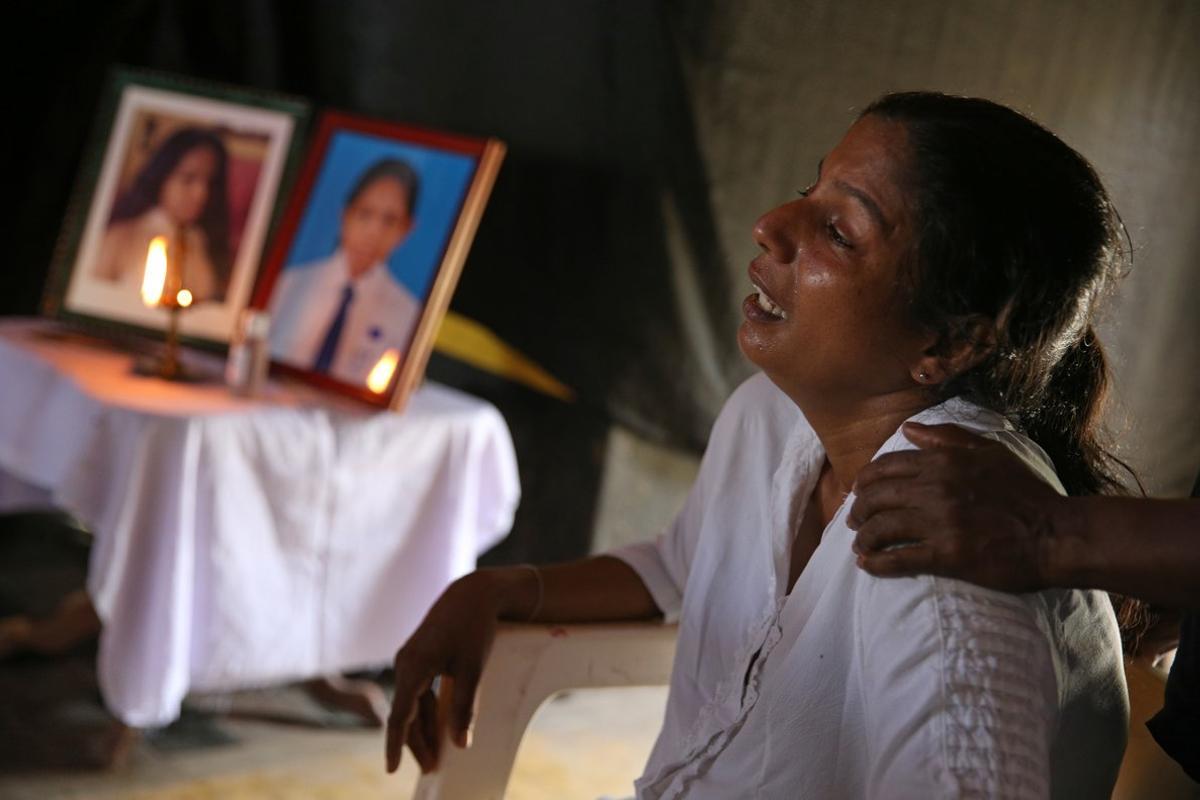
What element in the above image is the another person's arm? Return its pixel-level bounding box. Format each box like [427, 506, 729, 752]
[848, 422, 1200, 609]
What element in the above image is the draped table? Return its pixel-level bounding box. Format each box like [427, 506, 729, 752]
[0, 318, 520, 727]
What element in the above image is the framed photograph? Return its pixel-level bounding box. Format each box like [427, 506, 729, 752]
[252, 111, 505, 411]
[44, 67, 309, 346]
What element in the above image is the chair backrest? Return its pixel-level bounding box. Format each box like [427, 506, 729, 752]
[413, 621, 678, 800]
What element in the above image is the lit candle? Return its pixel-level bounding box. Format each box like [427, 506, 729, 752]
[134, 233, 192, 381]
[366, 349, 400, 393]
[141, 236, 169, 307]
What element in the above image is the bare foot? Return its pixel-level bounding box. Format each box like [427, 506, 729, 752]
[26, 589, 102, 655]
[303, 675, 390, 727]
[80, 718, 137, 770]
[0, 615, 34, 660]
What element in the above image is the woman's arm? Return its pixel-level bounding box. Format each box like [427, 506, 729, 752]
[92, 224, 128, 282]
[385, 555, 658, 775]
[858, 572, 1058, 799]
[385, 374, 749, 775]
[849, 422, 1200, 609]
[489, 556, 662, 623]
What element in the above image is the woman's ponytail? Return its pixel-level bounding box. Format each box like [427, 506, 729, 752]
[1016, 328, 1150, 651]
[1016, 328, 1124, 498]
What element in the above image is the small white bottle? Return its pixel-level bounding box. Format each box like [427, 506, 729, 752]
[225, 310, 271, 397]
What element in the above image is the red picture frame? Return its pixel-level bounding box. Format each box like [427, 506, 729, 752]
[253, 111, 505, 411]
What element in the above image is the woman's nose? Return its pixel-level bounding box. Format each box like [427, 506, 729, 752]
[752, 201, 802, 262]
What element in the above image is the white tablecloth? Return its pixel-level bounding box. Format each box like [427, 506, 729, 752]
[0, 318, 520, 727]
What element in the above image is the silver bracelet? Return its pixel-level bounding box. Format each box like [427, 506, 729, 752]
[517, 563, 544, 622]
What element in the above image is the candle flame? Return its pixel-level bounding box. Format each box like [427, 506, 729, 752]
[176, 289, 193, 308]
[366, 349, 400, 393]
[141, 236, 169, 307]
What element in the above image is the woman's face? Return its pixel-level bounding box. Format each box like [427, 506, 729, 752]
[739, 115, 931, 407]
[159, 145, 218, 226]
[341, 177, 413, 275]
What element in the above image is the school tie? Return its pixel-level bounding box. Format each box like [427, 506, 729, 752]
[313, 283, 354, 373]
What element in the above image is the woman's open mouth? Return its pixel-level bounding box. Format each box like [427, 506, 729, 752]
[744, 282, 788, 321]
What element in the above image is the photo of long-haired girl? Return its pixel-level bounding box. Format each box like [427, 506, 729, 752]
[48, 69, 308, 346]
[92, 123, 239, 304]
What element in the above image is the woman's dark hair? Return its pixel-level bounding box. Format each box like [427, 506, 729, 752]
[345, 158, 420, 215]
[863, 91, 1135, 498]
[110, 127, 232, 293]
[864, 92, 1146, 649]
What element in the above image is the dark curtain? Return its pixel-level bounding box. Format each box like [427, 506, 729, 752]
[4, 0, 740, 562]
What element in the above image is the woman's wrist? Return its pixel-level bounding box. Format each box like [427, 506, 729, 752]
[464, 566, 543, 622]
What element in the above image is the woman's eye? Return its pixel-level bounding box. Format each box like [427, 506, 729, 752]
[827, 221, 853, 249]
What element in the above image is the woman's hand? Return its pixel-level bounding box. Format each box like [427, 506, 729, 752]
[383, 556, 662, 775]
[848, 422, 1063, 592]
[385, 568, 533, 775]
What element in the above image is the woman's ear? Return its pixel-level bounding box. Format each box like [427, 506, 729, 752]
[911, 316, 996, 386]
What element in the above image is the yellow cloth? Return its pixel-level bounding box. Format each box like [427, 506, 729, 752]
[433, 312, 574, 402]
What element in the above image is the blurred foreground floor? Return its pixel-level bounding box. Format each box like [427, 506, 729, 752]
[0, 684, 666, 799]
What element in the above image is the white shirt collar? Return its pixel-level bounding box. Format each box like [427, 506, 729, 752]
[331, 249, 390, 288]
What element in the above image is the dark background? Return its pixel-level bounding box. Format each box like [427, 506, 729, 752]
[4, 0, 737, 563]
[11, 1, 1198, 558]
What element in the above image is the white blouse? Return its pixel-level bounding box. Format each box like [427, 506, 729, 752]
[611, 374, 1128, 799]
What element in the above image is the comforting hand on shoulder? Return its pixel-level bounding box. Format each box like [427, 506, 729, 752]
[848, 421, 1063, 592]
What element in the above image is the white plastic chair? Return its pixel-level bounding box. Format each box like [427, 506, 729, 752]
[413, 621, 678, 800]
